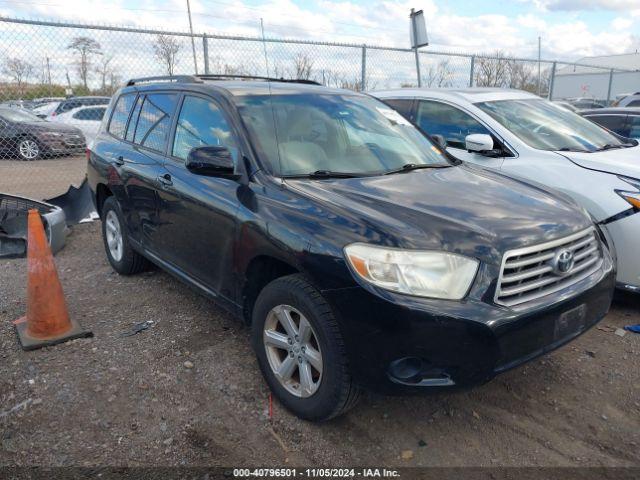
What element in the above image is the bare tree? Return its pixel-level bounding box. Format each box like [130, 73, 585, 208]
[210, 56, 251, 76]
[475, 51, 512, 88]
[292, 53, 313, 80]
[2, 58, 33, 95]
[508, 62, 537, 92]
[424, 59, 454, 88]
[67, 36, 102, 89]
[152, 34, 181, 76]
[95, 54, 115, 92]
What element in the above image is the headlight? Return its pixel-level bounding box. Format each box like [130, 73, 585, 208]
[616, 176, 640, 209]
[344, 243, 479, 300]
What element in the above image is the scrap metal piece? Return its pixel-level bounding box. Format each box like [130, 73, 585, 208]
[0, 193, 67, 257]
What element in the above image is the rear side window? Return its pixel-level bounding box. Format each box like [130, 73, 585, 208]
[628, 116, 640, 138]
[73, 107, 105, 121]
[108, 93, 136, 139]
[627, 100, 640, 107]
[172, 95, 238, 161]
[382, 99, 414, 120]
[131, 93, 178, 153]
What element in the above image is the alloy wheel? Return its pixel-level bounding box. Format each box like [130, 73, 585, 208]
[105, 210, 124, 262]
[263, 304, 323, 398]
[18, 139, 39, 160]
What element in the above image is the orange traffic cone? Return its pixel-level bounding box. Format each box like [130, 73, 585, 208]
[13, 209, 91, 350]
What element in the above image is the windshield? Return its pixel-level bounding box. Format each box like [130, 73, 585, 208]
[477, 99, 625, 152]
[235, 93, 449, 176]
[0, 108, 44, 123]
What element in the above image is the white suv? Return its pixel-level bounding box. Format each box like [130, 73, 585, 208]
[372, 88, 640, 293]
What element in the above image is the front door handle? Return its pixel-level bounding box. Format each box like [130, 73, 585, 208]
[157, 174, 173, 188]
[114, 155, 125, 166]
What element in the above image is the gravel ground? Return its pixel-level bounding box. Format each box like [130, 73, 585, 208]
[0, 222, 639, 468]
[0, 155, 86, 200]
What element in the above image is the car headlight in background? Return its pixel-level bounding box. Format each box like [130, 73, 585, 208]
[344, 243, 479, 300]
[616, 176, 640, 209]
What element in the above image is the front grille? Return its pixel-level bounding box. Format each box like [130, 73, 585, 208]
[495, 228, 603, 308]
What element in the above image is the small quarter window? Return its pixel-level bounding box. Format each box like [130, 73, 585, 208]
[108, 93, 136, 139]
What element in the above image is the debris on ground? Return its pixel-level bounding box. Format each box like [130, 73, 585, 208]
[624, 324, 640, 334]
[0, 398, 32, 420]
[615, 328, 627, 338]
[120, 320, 154, 337]
[401, 450, 414, 460]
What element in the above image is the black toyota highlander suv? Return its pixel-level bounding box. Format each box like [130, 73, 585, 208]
[87, 75, 615, 421]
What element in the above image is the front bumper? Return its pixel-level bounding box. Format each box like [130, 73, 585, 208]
[323, 251, 615, 395]
[39, 134, 86, 153]
[601, 210, 640, 290]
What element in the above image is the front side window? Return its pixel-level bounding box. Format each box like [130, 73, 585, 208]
[172, 96, 238, 161]
[132, 93, 178, 153]
[382, 99, 413, 120]
[235, 94, 448, 176]
[628, 116, 640, 138]
[108, 93, 136, 139]
[477, 99, 626, 152]
[416, 100, 490, 149]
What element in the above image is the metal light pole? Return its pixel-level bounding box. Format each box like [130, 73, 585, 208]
[537, 36, 541, 96]
[410, 8, 422, 87]
[186, 0, 198, 74]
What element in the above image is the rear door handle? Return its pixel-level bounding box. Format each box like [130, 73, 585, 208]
[114, 155, 125, 166]
[157, 174, 173, 188]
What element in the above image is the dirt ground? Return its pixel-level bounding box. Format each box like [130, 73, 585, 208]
[0, 222, 639, 468]
[0, 155, 86, 200]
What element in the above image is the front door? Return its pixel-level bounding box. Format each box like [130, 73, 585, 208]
[155, 93, 243, 300]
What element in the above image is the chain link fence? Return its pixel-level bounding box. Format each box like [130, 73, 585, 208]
[0, 16, 635, 200]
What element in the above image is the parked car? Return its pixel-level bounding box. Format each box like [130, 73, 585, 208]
[374, 88, 640, 293]
[612, 92, 640, 108]
[48, 96, 110, 119]
[88, 76, 614, 421]
[0, 107, 85, 160]
[567, 98, 605, 110]
[50, 105, 106, 145]
[552, 100, 578, 113]
[580, 108, 640, 140]
[32, 101, 61, 119]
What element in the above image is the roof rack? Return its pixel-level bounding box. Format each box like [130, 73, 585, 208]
[196, 74, 321, 85]
[126, 75, 203, 86]
[125, 74, 322, 87]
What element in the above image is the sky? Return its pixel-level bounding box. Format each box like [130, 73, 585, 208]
[0, 0, 639, 62]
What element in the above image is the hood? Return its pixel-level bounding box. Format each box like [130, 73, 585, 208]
[18, 121, 82, 134]
[557, 144, 640, 179]
[286, 165, 592, 265]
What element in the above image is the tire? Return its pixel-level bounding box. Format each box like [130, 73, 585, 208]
[16, 137, 42, 161]
[252, 274, 361, 421]
[101, 196, 150, 275]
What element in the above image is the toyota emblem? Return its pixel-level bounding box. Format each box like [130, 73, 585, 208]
[553, 249, 575, 275]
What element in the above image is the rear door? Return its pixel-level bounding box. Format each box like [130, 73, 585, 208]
[155, 92, 243, 299]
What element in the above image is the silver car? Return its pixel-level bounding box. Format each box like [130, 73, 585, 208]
[373, 88, 640, 293]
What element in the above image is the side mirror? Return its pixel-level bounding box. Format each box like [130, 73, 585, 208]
[465, 134, 494, 153]
[186, 145, 240, 179]
[431, 134, 447, 148]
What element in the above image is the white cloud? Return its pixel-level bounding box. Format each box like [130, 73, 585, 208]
[524, 0, 640, 11]
[611, 17, 633, 30]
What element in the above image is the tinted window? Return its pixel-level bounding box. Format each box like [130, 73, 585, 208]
[585, 115, 628, 137]
[125, 95, 144, 142]
[73, 107, 106, 121]
[628, 116, 640, 138]
[108, 93, 136, 139]
[382, 99, 413, 120]
[133, 93, 178, 152]
[627, 100, 640, 107]
[172, 96, 238, 161]
[416, 100, 490, 149]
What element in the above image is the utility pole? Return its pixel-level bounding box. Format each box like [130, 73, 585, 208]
[260, 18, 270, 77]
[46, 57, 51, 85]
[537, 36, 541, 96]
[186, 0, 198, 74]
[410, 8, 422, 87]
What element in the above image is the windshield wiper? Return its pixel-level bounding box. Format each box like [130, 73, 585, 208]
[284, 170, 363, 179]
[384, 163, 449, 175]
[557, 147, 589, 153]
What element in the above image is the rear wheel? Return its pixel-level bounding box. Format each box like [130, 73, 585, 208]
[252, 274, 361, 421]
[16, 137, 41, 161]
[101, 196, 150, 275]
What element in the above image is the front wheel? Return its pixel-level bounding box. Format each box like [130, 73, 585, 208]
[16, 137, 41, 161]
[252, 274, 361, 421]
